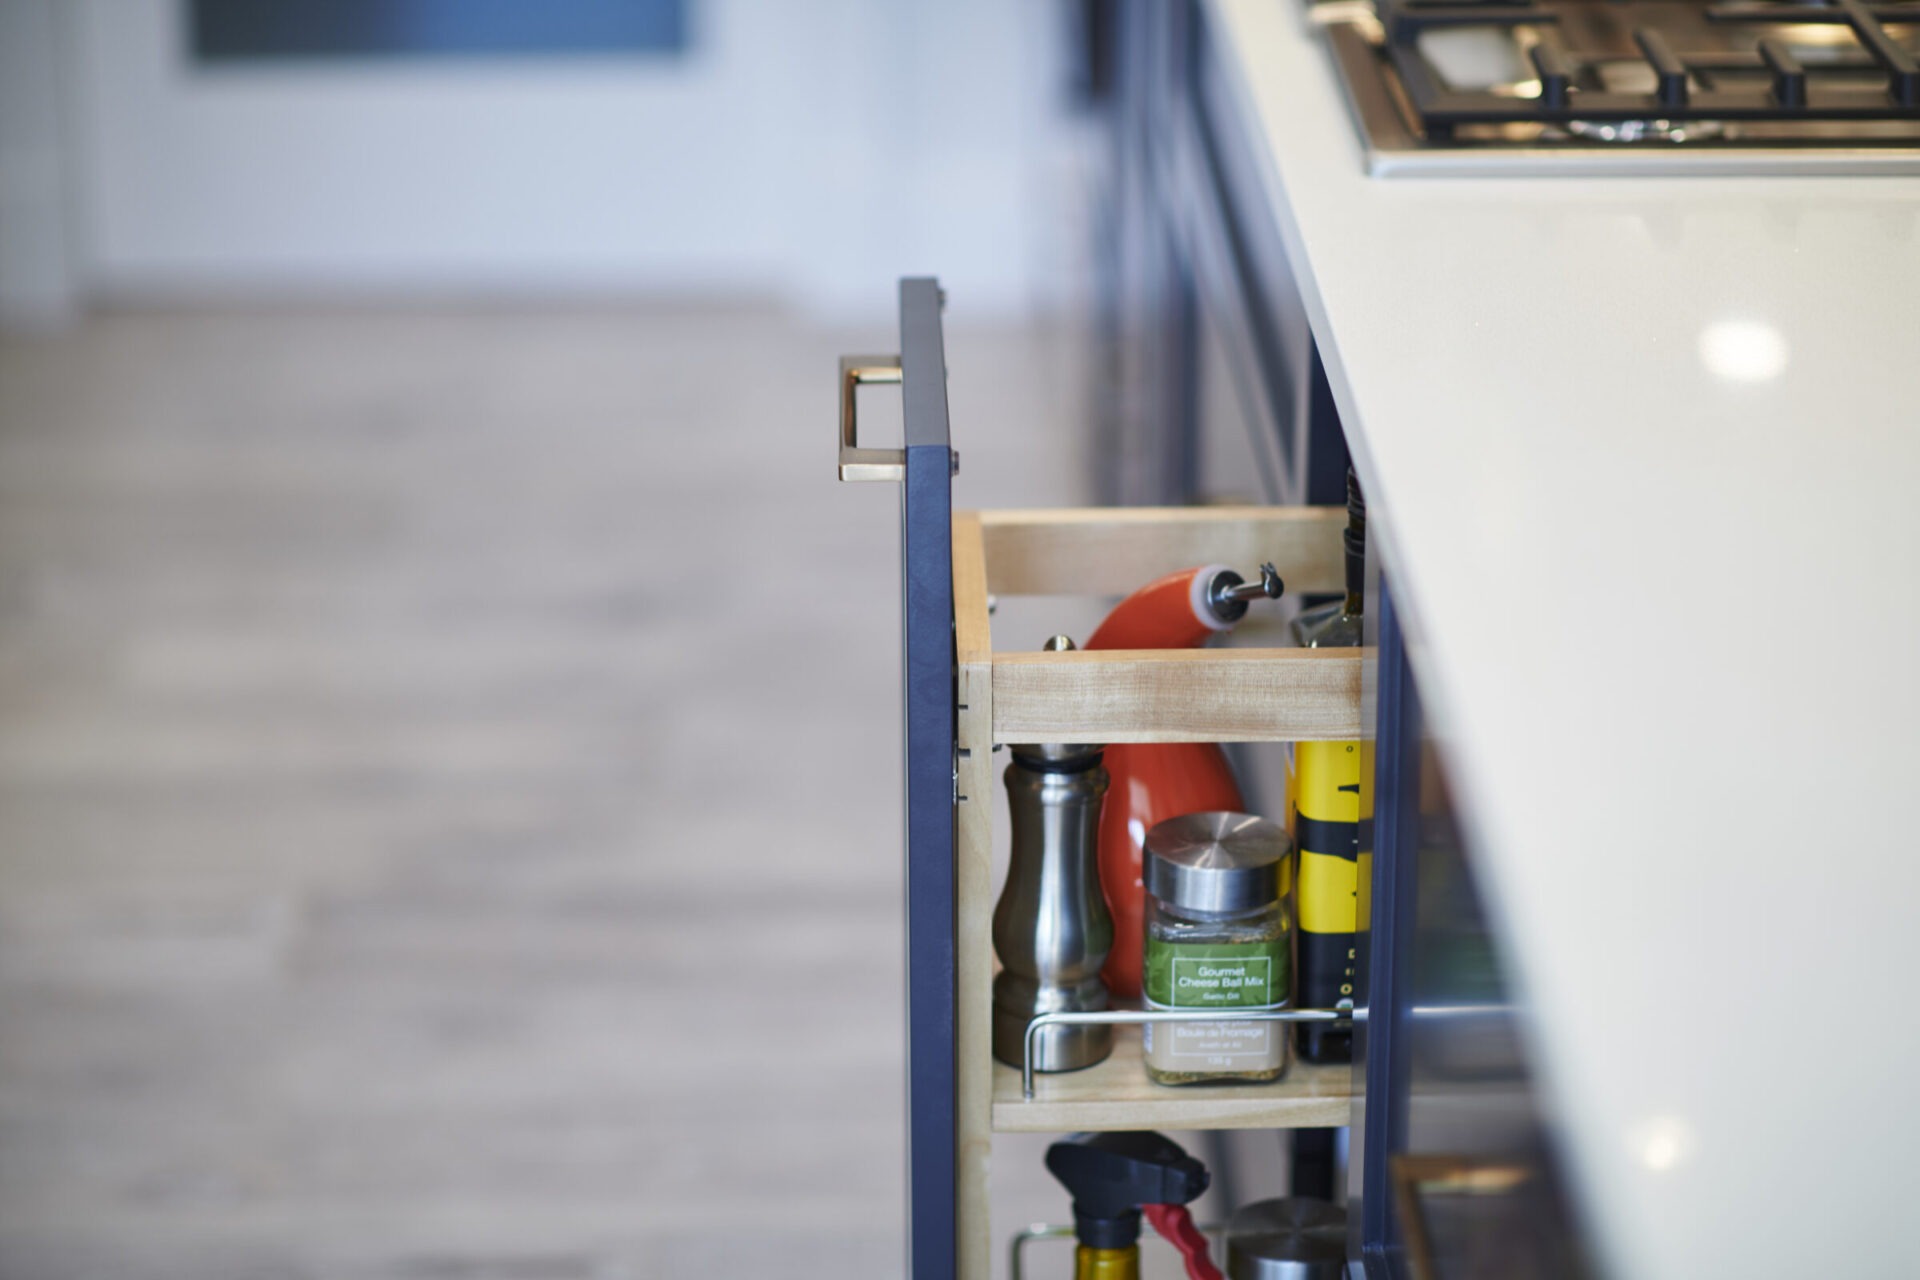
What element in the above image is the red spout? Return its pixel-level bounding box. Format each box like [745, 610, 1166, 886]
[1144, 1203, 1226, 1280]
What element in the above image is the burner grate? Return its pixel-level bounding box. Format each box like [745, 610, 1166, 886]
[1378, 0, 1920, 137]
[1710, 1, 1919, 103]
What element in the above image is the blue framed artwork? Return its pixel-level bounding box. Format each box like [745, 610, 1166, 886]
[189, 0, 688, 62]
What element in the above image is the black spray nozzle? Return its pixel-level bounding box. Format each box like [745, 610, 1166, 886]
[1044, 1131, 1211, 1250]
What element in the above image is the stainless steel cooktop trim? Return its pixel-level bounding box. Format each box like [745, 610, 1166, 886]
[1320, 17, 1920, 177]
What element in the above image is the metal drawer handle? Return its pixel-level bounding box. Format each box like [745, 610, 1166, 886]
[837, 354, 905, 482]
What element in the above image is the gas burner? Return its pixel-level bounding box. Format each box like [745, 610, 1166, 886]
[1315, 0, 1920, 174]
[1556, 116, 1730, 142]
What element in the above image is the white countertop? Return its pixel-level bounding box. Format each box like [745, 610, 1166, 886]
[1209, 2, 1920, 1275]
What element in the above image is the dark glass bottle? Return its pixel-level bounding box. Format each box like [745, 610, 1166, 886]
[1291, 467, 1366, 650]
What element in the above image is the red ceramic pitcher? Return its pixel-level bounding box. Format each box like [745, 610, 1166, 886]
[1087, 562, 1280, 998]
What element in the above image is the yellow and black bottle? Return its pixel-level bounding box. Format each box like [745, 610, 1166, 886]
[1043, 1132, 1210, 1280]
[1288, 468, 1371, 1064]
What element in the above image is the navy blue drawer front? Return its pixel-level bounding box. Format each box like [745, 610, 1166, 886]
[895, 279, 959, 1280]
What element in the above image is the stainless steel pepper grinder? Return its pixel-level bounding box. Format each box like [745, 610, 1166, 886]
[991, 636, 1114, 1072]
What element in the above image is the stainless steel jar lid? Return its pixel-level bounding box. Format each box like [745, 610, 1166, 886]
[1144, 812, 1288, 913]
[1225, 1197, 1347, 1280]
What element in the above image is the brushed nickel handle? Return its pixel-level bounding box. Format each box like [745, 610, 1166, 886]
[837, 354, 905, 482]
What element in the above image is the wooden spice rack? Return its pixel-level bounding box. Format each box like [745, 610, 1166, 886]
[950, 505, 1369, 1279]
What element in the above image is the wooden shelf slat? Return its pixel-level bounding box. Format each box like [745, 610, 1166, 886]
[991, 1027, 1353, 1133]
[980, 505, 1346, 598]
[991, 647, 1367, 744]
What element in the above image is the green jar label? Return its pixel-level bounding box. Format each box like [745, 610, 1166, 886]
[1144, 938, 1288, 1009]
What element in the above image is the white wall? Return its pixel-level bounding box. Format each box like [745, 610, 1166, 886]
[51, 0, 1090, 320]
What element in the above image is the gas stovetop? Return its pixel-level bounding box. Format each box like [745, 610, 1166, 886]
[1315, 0, 1920, 174]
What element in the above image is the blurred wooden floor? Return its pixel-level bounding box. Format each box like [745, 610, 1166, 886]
[0, 306, 1093, 1279]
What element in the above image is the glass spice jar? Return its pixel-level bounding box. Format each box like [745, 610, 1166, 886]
[1141, 812, 1292, 1086]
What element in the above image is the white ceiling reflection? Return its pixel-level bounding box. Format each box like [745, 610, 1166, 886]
[1629, 1116, 1694, 1174]
[1698, 319, 1791, 383]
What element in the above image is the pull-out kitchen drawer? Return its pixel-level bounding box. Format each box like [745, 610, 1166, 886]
[843, 279, 1393, 1280]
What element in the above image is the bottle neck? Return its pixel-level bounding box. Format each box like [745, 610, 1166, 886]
[1342, 465, 1367, 619]
[1075, 1244, 1140, 1280]
[1342, 533, 1365, 618]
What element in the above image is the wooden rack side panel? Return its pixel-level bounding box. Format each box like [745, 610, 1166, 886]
[951, 512, 995, 1280]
